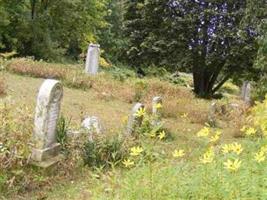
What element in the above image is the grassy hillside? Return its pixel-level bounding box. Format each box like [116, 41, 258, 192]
[0, 59, 266, 199]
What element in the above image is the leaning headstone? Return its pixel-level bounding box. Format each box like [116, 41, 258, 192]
[31, 79, 63, 167]
[208, 102, 217, 127]
[244, 82, 251, 105]
[85, 43, 100, 75]
[241, 81, 248, 99]
[152, 96, 163, 126]
[81, 116, 103, 141]
[126, 103, 145, 135]
[241, 81, 251, 105]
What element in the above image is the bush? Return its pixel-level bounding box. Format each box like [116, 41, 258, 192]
[252, 76, 267, 101]
[56, 116, 71, 153]
[82, 135, 127, 169]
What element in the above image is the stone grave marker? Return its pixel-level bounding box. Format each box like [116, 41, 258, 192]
[31, 79, 63, 167]
[85, 43, 100, 75]
[152, 96, 163, 126]
[208, 101, 217, 127]
[126, 103, 145, 135]
[81, 116, 103, 141]
[241, 81, 251, 105]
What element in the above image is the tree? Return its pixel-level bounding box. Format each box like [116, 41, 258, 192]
[124, 0, 266, 98]
[123, 0, 146, 67]
[0, 0, 108, 61]
[98, 0, 127, 63]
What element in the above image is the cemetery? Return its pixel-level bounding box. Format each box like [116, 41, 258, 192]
[0, 1, 267, 200]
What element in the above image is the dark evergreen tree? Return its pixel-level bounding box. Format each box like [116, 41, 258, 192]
[123, 0, 266, 98]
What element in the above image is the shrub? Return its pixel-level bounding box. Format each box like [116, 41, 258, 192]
[82, 135, 127, 169]
[56, 116, 71, 153]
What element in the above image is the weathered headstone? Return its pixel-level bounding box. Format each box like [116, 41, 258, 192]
[208, 102, 217, 127]
[85, 43, 100, 75]
[126, 103, 145, 135]
[152, 96, 163, 126]
[31, 79, 63, 167]
[81, 116, 103, 141]
[241, 81, 251, 105]
[244, 82, 251, 105]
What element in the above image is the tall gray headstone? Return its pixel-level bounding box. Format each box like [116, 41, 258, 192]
[241, 81, 251, 105]
[244, 82, 251, 105]
[152, 96, 163, 126]
[85, 44, 100, 75]
[126, 103, 145, 135]
[31, 79, 63, 167]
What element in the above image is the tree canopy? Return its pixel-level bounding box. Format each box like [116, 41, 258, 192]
[0, 0, 266, 98]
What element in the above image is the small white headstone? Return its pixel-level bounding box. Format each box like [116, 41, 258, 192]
[81, 116, 103, 141]
[85, 43, 100, 75]
[31, 79, 63, 165]
[126, 103, 145, 135]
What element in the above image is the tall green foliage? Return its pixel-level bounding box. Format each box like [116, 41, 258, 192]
[0, 0, 107, 61]
[98, 0, 127, 63]
[123, 0, 266, 98]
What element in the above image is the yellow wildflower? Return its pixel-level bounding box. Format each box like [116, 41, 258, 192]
[122, 159, 134, 168]
[200, 148, 215, 164]
[130, 146, 144, 156]
[210, 131, 221, 143]
[224, 159, 242, 172]
[134, 108, 146, 118]
[158, 131, 166, 140]
[121, 116, 128, 124]
[197, 127, 210, 137]
[240, 126, 247, 132]
[154, 103, 163, 110]
[222, 144, 231, 154]
[231, 143, 243, 155]
[222, 143, 243, 155]
[181, 113, 188, 118]
[260, 145, 267, 153]
[149, 132, 156, 138]
[254, 151, 266, 163]
[172, 149, 185, 158]
[244, 127, 257, 136]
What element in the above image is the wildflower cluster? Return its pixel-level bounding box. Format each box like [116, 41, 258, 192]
[172, 149, 185, 158]
[135, 108, 146, 118]
[197, 127, 210, 137]
[196, 126, 222, 143]
[241, 96, 267, 137]
[241, 126, 257, 137]
[222, 142, 243, 155]
[223, 159, 242, 172]
[122, 146, 144, 168]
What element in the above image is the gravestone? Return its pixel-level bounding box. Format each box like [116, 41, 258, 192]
[241, 81, 251, 105]
[81, 116, 103, 141]
[31, 79, 63, 167]
[152, 96, 163, 126]
[126, 103, 145, 135]
[244, 82, 251, 105]
[85, 44, 100, 75]
[208, 102, 217, 127]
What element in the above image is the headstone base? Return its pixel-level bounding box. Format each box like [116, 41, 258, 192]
[31, 154, 63, 168]
[31, 143, 61, 162]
